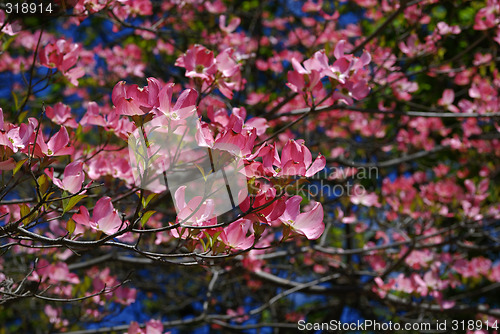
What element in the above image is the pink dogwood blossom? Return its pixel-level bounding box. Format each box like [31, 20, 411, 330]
[45, 103, 78, 128]
[157, 84, 197, 120]
[175, 44, 217, 81]
[438, 89, 460, 113]
[279, 196, 324, 240]
[45, 161, 85, 194]
[39, 39, 85, 85]
[36, 126, 75, 157]
[112, 81, 151, 116]
[173, 186, 217, 227]
[72, 197, 125, 235]
[277, 140, 326, 177]
[219, 15, 241, 34]
[219, 219, 255, 250]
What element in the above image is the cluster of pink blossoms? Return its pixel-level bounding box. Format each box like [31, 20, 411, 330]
[104, 78, 325, 246]
[0, 108, 74, 168]
[0, 65, 329, 245]
[287, 40, 371, 105]
[175, 44, 244, 99]
[126, 319, 168, 334]
[39, 39, 85, 86]
[28, 260, 136, 325]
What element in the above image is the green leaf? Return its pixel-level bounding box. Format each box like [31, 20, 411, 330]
[262, 310, 271, 322]
[67, 219, 76, 235]
[459, 7, 476, 24]
[11, 91, 19, 110]
[253, 222, 266, 236]
[194, 163, 207, 181]
[140, 210, 156, 227]
[0, 35, 16, 52]
[203, 231, 214, 248]
[17, 111, 28, 123]
[210, 231, 222, 248]
[42, 192, 55, 211]
[199, 238, 207, 252]
[37, 174, 49, 195]
[281, 224, 292, 242]
[431, 6, 447, 20]
[13, 159, 27, 175]
[63, 194, 87, 214]
[76, 124, 83, 138]
[141, 193, 158, 209]
[19, 204, 34, 226]
[20, 203, 30, 218]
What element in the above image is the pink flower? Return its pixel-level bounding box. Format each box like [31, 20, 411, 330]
[44, 305, 68, 327]
[302, 0, 323, 12]
[473, 0, 500, 30]
[112, 81, 151, 116]
[0, 107, 4, 131]
[173, 186, 217, 226]
[329, 41, 371, 83]
[220, 219, 255, 250]
[215, 48, 242, 98]
[81, 101, 107, 127]
[278, 140, 326, 177]
[128, 0, 153, 16]
[45, 102, 78, 128]
[39, 39, 79, 71]
[399, 34, 424, 57]
[157, 84, 197, 120]
[37, 126, 75, 157]
[332, 79, 370, 103]
[45, 161, 85, 194]
[126, 319, 167, 334]
[196, 121, 215, 148]
[473, 53, 493, 66]
[33, 259, 79, 284]
[286, 57, 323, 95]
[204, 0, 226, 13]
[39, 39, 84, 86]
[144, 319, 164, 334]
[226, 306, 249, 323]
[390, 75, 418, 101]
[175, 45, 217, 81]
[437, 89, 460, 113]
[338, 207, 356, 224]
[6, 120, 35, 153]
[65, 67, 85, 86]
[287, 43, 371, 103]
[373, 276, 395, 298]
[350, 185, 381, 207]
[436, 22, 461, 35]
[494, 29, 500, 45]
[72, 197, 124, 235]
[490, 263, 500, 282]
[75, 0, 108, 13]
[279, 196, 324, 240]
[0, 10, 21, 35]
[219, 15, 241, 34]
[212, 127, 257, 157]
[411, 273, 428, 296]
[239, 185, 286, 224]
[0, 158, 16, 171]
